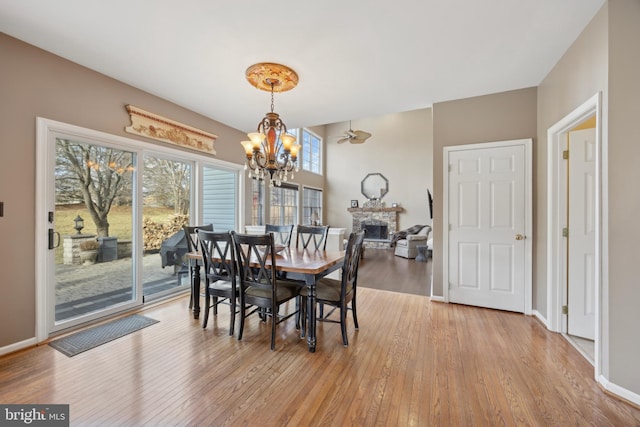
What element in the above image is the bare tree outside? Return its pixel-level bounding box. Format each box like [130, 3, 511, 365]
[56, 139, 134, 237]
[56, 140, 191, 240]
[143, 157, 191, 215]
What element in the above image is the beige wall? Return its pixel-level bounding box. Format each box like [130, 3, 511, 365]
[606, 0, 640, 394]
[540, 0, 640, 396]
[536, 2, 609, 320]
[536, 1, 610, 379]
[0, 34, 321, 346]
[325, 109, 433, 233]
[431, 88, 538, 297]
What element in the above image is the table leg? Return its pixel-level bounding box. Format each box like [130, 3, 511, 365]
[306, 277, 317, 352]
[192, 262, 201, 319]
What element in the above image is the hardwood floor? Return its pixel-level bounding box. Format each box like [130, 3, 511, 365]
[1, 249, 639, 426]
[358, 248, 431, 296]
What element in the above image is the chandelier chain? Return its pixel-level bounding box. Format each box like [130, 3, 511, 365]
[270, 82, 275, 113]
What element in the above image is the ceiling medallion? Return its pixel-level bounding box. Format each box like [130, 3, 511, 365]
[245, 62, 299, 93]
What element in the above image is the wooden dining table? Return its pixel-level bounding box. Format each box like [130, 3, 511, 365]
[186, 247, 345, 352]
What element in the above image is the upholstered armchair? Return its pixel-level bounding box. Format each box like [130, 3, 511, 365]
[393, 225, 431, 259]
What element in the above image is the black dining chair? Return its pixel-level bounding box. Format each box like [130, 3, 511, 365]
[265, 223, 294, 286]
[198, 230, 238, 335]
[231, 231, 300, 351]
[265, 224, 294, 248]
[300, 230, 365, 347]
[183, 224, 214, 309]
[289, 224, 330, 326]
[295, 225, 330, 250]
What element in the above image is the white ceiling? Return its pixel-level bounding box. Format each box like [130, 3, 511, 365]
[0, 0, 605, 133]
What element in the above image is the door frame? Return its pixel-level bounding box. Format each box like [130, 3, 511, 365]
[36, 118, 146, 339]
[546, 92, 603, 379]
[442, 138, 533, 315]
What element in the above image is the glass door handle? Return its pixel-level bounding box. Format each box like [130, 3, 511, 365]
[48, 228, 61, 249]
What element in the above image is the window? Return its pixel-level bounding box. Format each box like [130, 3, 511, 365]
[303, 187, 323, 225]
[202, 166, 237, 231]
[270, 183, 298, 225]
[251, 178, 264, 225]
[302, 129, 322, 174]
[288, 128, 322, 174]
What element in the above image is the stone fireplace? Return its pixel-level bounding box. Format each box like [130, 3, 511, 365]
[347, 206, 404, 248]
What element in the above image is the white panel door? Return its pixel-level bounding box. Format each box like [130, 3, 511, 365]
[447, 143, 527, 312]
[567, 128, 596, 340]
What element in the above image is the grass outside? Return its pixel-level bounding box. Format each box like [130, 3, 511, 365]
[55, 204, 180, 263]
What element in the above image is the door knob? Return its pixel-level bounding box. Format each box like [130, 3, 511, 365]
[515, 234, 525, 240]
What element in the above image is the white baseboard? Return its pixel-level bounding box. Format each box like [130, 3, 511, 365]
[430, 295, 444, 302]
[532, 310, 549, 328]
[0, 337, 37, 356]
[599, 375, 640, 407]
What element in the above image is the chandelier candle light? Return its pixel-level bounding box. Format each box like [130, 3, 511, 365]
[240, 63, 301, 187]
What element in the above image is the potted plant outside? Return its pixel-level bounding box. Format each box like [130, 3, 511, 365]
[79, 239, 100, 265]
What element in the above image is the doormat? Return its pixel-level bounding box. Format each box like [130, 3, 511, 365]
[49, 314, 158, 357]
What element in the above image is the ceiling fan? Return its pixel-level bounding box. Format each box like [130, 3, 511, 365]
[336, 121, 372, 144]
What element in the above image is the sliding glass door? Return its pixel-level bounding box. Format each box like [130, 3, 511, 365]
[38, 119, 243, 336]
[52, 137, 137, 330]
[142, 155, 192, 301]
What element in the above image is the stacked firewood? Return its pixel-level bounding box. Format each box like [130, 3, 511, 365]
[143, 214, 189, 251]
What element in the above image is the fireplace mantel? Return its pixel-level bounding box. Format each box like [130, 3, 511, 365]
[347, 207, 404, 213]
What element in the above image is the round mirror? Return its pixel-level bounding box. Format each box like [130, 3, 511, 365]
[361, 173, 389, 200]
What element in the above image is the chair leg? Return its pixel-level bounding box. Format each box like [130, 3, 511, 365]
[270, 308, 277, 351]
[212, 297, 219, 315]
[340, 303, 348, 347]
[229, 298, 236, 336]
[188, 266, 195, 309]
[300, 296, 307, 338]
[202, 295, 210, 328]
[295, 296, 301, 330]
[352, 293, 359, 330]
[189, 279, 194, 309]
[238, 302, 245, 341]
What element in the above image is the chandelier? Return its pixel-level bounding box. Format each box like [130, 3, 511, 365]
[240, 63, 301, 187]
